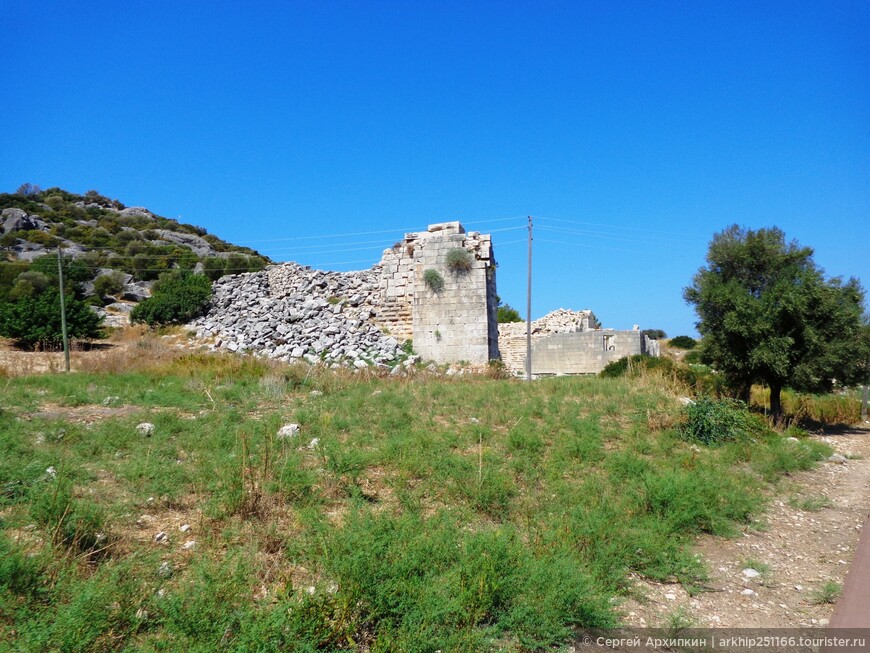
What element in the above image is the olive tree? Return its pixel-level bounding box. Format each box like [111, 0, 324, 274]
[684, 225, 866, 418]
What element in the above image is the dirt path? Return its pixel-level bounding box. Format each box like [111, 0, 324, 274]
[622, 425, 870, 628]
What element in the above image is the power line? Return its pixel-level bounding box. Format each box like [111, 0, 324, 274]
[536, 224, 689, 246]
[231, 215, 528, 245]
[536, 238, 648, 255]
[535, 215, 694, 239]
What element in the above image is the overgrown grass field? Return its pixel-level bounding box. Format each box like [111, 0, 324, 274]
[0, 350, 832, 652]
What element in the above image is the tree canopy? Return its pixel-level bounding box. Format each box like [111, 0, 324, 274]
[0, 286, 102, 349]
[130, 270, 212, 327]
[684, 225, 867, 417]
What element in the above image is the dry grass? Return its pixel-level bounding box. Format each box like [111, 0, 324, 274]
[751, 386, 863, 426]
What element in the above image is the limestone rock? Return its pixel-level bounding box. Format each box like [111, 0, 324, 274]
[277, 424, 300, 439]
[137, 423, 155, 437]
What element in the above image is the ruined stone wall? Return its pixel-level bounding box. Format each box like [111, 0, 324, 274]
[196, 222, 499, 367]
[372, 241, 416, 343]
[528, 330, 645, 376]
[498, 310, 656, 376]
[410, 222, 498, 364]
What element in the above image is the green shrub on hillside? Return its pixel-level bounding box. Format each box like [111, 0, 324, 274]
[601, 354, 730, 398]
[92, 270, 126, 298]
[600, 354, 677, 379]
[0, 286, 103, 348]
[669, 335, 697, 349]
[681, 397, 769, 445]
[0, 188, 271, 284]
[131, 270, 212, 327]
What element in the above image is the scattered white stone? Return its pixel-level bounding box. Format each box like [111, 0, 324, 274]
[741, 589, 756, 596]
[306, 586, 316, 595]
[45, 466, 57, 478]
[102, 396, 120, 406]
[154, 532, 169, 544]
[157, 562, 173, 578]
[469, 417, 480, 424]
[828, 454, 848, 464]
[179, 524, 191, 533]
[182, 540, 196, 550]
[794, 585, 803, 591]
[678, 397, 695, 406]
[309, 390, 323, 397]
[135, 608, 148, 620]
[277, 424, 300, 439]
[742, 568, 761, 579]
[307, 438, 320, 449]
[137, 423, 155, 437]
[819, 618, 830, 626]
[665, 592, 677, 601]
[785, 437, 800, 443]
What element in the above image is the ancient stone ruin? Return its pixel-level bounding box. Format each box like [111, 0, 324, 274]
[192, 222, 499, 367]
[498, 310, 660, 376]
[191, 220, 657, 373]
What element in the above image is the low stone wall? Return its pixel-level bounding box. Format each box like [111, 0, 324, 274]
[498, 310, 658, 376]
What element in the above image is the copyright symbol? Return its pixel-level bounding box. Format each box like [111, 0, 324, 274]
[582, 636, 592, 646]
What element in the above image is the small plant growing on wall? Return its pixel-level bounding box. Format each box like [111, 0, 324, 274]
[445, 248, 473, 273]
[423, 268, 444, 292]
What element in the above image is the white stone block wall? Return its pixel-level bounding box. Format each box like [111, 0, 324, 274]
[410, 223, 499, 364]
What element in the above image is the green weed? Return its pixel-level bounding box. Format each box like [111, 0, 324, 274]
[789, 494, 833, 512]
[810, 580, 842, 605]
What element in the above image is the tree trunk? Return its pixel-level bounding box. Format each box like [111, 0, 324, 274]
[769, 384, 783, 421]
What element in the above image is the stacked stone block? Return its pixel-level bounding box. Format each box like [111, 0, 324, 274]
[410, 223, 499, 365]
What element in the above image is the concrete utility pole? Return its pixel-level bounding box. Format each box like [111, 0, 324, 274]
[525, 215, 532, 382]
[57, 247, 70, 372]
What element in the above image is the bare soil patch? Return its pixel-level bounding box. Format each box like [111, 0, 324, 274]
[621, 425, 870, 628]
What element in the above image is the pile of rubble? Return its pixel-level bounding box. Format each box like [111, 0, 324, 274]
[190, 265, 403, 367]
[530, 308, 600, 334]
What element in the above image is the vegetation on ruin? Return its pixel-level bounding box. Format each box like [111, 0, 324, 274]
[423, 268, 444, 292]
[445, 247, 474, 273]
[0, 343, 844, 651]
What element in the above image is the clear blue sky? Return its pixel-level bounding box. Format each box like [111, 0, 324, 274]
[3, 1, 867, 336]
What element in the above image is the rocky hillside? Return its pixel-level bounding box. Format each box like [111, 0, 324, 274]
[0, 186, 271, 328]
[0, 186, 269, 281]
